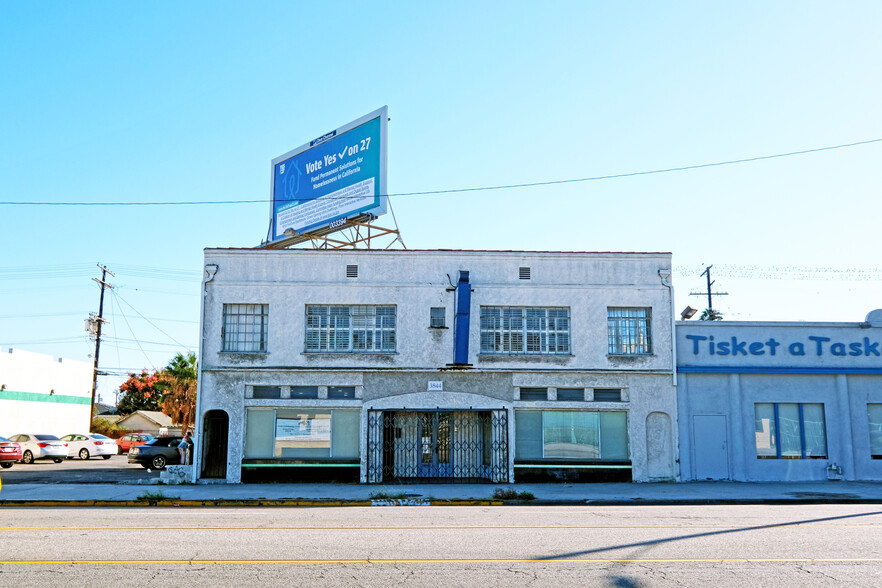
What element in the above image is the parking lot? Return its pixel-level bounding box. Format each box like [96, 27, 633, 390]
[0, 454, 160, 484]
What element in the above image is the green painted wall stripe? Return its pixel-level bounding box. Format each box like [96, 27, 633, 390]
[0, 390, 91, 406]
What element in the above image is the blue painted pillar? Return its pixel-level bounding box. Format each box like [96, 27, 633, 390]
[454, 271, 471, 365]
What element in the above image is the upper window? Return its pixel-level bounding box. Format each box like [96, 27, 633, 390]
[305, 305, 396, 353]
[430, 307, 446, 328]
[607, 308, 652, 355]
[222, 304, 269, 353]
[480, 307, 570, 355]
[755, 402, 827, 459]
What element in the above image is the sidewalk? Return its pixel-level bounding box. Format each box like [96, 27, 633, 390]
[1, 479, 880, 507]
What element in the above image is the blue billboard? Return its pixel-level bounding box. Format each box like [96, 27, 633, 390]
[269, 107, 388, 241]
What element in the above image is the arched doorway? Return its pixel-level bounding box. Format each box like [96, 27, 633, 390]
[201, 410, 229, 479]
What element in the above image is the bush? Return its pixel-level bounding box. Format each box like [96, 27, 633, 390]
[492, 488, 536, 501]
[91, 417, 126, 438]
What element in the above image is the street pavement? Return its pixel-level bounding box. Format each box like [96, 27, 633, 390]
[1, 477, 880, 506]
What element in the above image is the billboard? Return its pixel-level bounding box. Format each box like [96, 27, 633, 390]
[269, 106, 388, 241]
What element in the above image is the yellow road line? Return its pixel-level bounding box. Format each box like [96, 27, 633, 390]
[1, 558, 882, 565]
[3, 524, 881, 531]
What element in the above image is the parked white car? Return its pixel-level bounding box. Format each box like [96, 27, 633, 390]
[59, 433, 117, 460]
[6, 433, 68, 464]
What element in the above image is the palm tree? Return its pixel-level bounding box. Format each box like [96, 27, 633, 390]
[158, 352, 198, 436]
[699, 308, 724, 321]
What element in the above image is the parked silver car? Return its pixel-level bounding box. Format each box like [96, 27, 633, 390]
[7, 433, 68, 464]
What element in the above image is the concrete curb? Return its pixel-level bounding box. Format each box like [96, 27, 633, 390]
[0, 499, 505, 507]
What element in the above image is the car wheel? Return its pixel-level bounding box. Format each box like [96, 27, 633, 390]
[151, 455, 167, 470]
[117, 445, 123, 455]
[53, 458, 64, 463]
[22, 450, 34, 464]
[102, 455, 112, 460]
[79, 448, 90, 460]
[0, 462, 12, 469]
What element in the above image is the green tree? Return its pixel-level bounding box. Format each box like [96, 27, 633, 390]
[699, 308, 724, 321]
[157, 352, 198, 436]
[117, 370, 163, 414]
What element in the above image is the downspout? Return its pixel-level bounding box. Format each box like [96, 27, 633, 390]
[658, 269, 677, 387]
[453, 271, 471, 366]
[191, 263, 218, 483]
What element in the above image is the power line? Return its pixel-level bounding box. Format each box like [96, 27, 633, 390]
[1, 137, 880, 206]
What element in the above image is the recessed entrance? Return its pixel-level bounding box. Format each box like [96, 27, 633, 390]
[367, 409, 509, 483]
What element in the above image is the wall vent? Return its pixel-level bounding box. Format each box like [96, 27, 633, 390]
[346, 264, 358, 278]
[519, 266, 531, 280]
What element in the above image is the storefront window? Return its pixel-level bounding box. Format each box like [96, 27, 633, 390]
[515, 410, 628, 461]
[754, 403, 827, 459]
[244, 408, 359, 459]
[868, 404, 882, 459]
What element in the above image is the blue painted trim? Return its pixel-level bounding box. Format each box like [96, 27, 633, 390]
[773, 403, 781, 459]
[678, 366, 882, 375]
[798, 403, 807, 459]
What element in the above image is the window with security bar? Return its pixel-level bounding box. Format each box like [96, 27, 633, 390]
[480, 307, 570, 355]
[607, 308, 652, 355]
[305, 305, 396, 353]
[222, 304, 269, 352]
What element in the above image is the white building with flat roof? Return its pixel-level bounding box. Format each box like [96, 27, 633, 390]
[193, 248, 679, 484]
[0, 348, 93, 437]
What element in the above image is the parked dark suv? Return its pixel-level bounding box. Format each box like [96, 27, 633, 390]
[127, 436, 184, 470]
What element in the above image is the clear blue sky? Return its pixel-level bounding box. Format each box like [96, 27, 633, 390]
[2, 2, 881, 403]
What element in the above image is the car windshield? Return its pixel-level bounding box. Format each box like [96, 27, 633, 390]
[146, 437, 181, 447]
[90, 434, 110, 439]
[0, 436, 10, 443]
[35, 434, 61, 441]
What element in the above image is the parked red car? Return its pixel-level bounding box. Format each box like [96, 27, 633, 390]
[116, 433, 155, 454]
[0, 436, 23, 468]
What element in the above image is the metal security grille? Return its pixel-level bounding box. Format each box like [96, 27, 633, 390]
[305, 305, 396, 353]
[607, 307, 652, 355]
[367, 410, 509, 483]
[480, 307, 570, 355]
[222, 304, 269, 352]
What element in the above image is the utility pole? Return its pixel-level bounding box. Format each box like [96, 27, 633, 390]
[88, 264, 114, 429]
[689, 265, 728, 314]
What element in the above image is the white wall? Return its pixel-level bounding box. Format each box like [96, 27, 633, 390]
[0, 348, 93, 436]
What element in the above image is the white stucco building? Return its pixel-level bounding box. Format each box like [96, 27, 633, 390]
[677, 310, 882, 482]
[0, 348, 93, 437]
[193, 248, 679, 484]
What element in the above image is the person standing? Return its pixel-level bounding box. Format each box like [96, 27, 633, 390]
[178, 431, 193, 465]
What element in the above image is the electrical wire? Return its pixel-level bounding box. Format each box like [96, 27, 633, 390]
[1, 137, 879, 206]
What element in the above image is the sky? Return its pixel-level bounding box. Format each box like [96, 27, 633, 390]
[2, 1, 881, 404]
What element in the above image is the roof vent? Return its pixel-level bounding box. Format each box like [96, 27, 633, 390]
[346, 264, 358, 278]
[519, 266, 531, 280]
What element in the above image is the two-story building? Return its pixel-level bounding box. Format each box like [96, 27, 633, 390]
[192, 248, 678, 484]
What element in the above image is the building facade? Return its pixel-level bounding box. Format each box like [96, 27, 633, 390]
[677, 310, 882, 482]
[0, 347, 93, 437]
[193, 249, 678, 484]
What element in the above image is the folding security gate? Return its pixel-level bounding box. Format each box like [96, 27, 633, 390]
[367, 410, 509, 483]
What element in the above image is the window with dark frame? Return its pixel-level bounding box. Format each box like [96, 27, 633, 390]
[556, 388, 585, 402]
[520, 387, 549, 401]
[593, 389, 623, 402]
[305, 305, 396, 353]
[480, 307, 570, 355]
[328, 386, 356, 399]
[290, 386, 319, 399]
[430, 307, 446, 328]
[222, 303, 269, 353]
[754, 402, 827, 459]
[252, 386, 281, 399]
[607, 308, 652, 355]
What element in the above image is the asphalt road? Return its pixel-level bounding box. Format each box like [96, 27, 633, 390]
[0, 453, 159, 484]
[0, 504, 880, 587]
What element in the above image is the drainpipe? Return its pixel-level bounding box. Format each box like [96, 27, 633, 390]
[658, 269, 677, 387]
[191, 263, 218, 483]
[453, 271, 471, 366]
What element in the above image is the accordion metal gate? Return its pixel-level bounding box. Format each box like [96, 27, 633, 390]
[367, 409, 509, 483]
